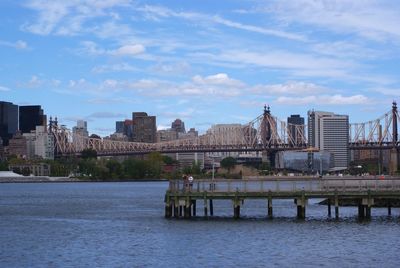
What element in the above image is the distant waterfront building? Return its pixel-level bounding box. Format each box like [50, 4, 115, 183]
[205, 124, 244, 158]
[9, 163, 50, 176]
[132, 112, 156, 143]
[34, 126, 54, 160]
[0, 101, 18, 146]
[23, 132, 36, 159]
[171, 119, 186, 133]
[276, 151, 333, 173]
[167, 152, 205, 170]
[19, 105, 46, 134]
[73, 120, 89, 137]
[178, 128, 198, 139]
[7, 131, 27, 158]
[308, 110, 349, 171]
[157, 129, 178, 142]
[287, 114, 305, 146]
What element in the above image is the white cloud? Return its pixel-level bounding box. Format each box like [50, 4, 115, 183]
[266, 0, 400, 42]
[276, 94, 369, 105]
[78, 41, 145, 57]
[0, 85, 11, 91]
[137, 5, 307, 41]
[252, 81, 327, 95]
[372, 88, 400, 97]
[111, 44, 145, 56]
[192, 73, 245, 87]
[87, 112, 127, 119]
[92, 63, 137, 73]
[22, 0, 131, 36]
[0, 40, 29, 50]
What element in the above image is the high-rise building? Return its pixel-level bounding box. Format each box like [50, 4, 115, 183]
[171, 119, 186, 133]
[73, 120, 89, 137]
[116, 121, 124, 134]
[132, 112, 156, 143]
[19, 105, 46, 134]
[115, 120, 133, 140]
[34, 125, 54, 159]
[287, 114, 305, 146]
[0, 101, 18, 146]
[308, 110, 349, 170]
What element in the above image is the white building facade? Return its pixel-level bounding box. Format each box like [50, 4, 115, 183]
[308, 111, 349, 171]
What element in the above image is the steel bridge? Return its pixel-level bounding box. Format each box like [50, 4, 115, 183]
[50, 102, 399, 157]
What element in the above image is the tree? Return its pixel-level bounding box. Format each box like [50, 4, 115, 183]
[220, 157, 236, 174]
[81, 148, 97, 159]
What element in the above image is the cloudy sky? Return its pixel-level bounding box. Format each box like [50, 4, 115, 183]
[1, 0, 399, 136]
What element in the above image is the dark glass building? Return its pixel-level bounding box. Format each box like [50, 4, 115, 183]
[287, 114, 305, 146]
[171, 118, 186, 133]
[0, 101, 18, 146]
[132, 112, 156, 143]
[19, 105, 46, 134]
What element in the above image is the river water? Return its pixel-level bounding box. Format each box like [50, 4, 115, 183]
[0, 182, 399, 267]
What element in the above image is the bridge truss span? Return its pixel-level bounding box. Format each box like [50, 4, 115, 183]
[51, 102, 399, 156]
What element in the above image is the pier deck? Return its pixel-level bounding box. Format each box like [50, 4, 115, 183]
[164, 176, 400, 219]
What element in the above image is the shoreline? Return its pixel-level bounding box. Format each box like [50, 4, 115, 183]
[0, 177, 169, 183]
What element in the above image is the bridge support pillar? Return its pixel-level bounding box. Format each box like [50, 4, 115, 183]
[389, 148, 398, 175]
[174, 197, 179, 218]
[165, 196, 172, 218]
[334, 195, 339, 219]
[192, 200, 197, 216]
[296, 197, 307, 219]
[327, 199, 331, 217]
[361, 198, 374, 219]
[233, 199, 241, 219]
[268, 197, 273, 218]
[184, 197, 192, 219]
[203, 195, 208, 217]
[358, 204, 365, 219]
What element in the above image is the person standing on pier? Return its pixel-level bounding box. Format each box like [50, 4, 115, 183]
[188, 175, 194, 191]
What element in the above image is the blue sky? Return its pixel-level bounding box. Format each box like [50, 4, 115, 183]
[1, 0, 399, 136]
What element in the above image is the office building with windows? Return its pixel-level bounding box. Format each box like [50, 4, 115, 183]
[308, 110, 349, 171]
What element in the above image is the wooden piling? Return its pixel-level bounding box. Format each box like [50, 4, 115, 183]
[327, 199, 331, 217]
[204, 195, 208, 217]
[233, 198, 240, 219]
[184, 197, 191, 219]
[192, 200, 197, 216]
[210, 199, 214, 216]
[334, 194, 339, 219]
[388, 200, 392, 216]
[358, 204, 365, 219]
[267, 197, 273, 218]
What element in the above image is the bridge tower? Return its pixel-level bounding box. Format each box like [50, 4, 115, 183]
[260, 105, 275, 167]
[390, 101, 398, 174]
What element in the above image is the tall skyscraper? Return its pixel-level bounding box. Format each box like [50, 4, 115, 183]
[116, 121, 124, 133]
[73, 120, 89, 137]
[171, 119, 186, 133]
[132, 112, 156, 143]
[308, 110, 349, 170]
[287, 114, 305, 146]
[19, 105, 46, 134]
[0, 101, 18, 146]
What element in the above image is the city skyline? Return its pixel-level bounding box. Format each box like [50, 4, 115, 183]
[1, 1, 400, 135]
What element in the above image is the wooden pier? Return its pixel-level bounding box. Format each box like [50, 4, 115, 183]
[164, 176, 400, 219]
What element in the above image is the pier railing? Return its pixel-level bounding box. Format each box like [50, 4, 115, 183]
[168, 178, 400, 193]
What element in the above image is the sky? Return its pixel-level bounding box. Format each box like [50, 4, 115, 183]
[1, 0, 399, 136]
